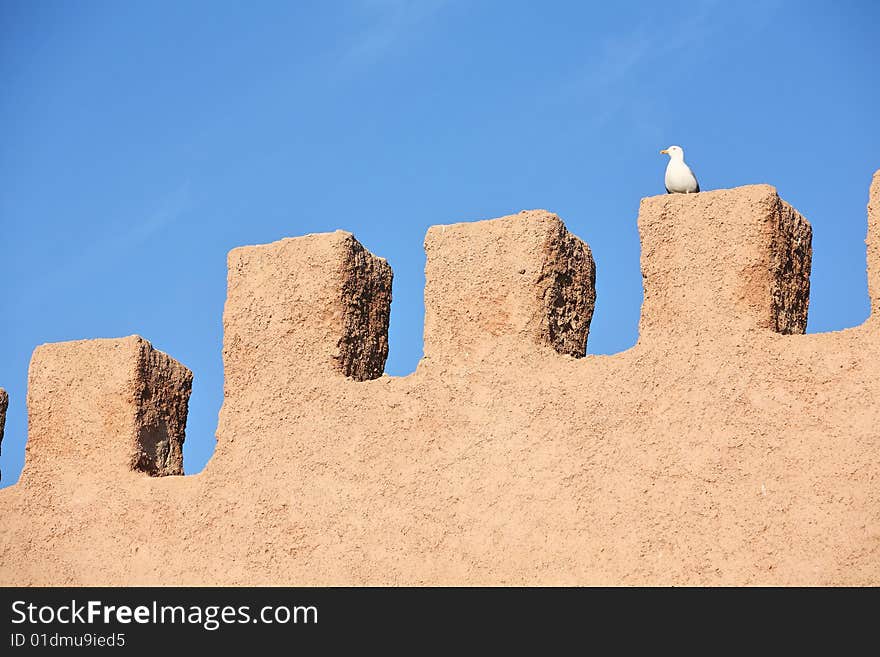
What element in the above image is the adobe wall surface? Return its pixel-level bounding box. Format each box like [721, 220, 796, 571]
[0, 174, 878, 586]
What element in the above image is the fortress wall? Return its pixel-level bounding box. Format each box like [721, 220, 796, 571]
[2, 171, 879, 586]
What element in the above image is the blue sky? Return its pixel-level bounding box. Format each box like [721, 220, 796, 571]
[1, 0, 878, 486]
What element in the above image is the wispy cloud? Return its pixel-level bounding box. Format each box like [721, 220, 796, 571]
[114, 180, 192, 250]
[560, 0, 722, 105]
[333, 0, 451, 78]
[21, 180, 194, 296]
[549, 0, 784, 131]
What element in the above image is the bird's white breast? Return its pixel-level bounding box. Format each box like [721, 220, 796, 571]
[665, 160, 699, 194]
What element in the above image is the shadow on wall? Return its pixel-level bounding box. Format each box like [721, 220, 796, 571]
[0, 389, 7, 482]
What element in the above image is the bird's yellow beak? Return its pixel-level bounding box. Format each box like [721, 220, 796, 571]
[660, 149, 668, 154]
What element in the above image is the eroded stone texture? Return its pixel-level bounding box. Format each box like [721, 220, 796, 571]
[0, 388, 7, 482]
[639, 184, 812, 340]
[767, 195, 812, 334]
[423, 210, 596, 361]
[337, 234, 393, 381]
[539, 219, 597, 356]
[133, 346, 192, 476]
[23, 336, 190, 481]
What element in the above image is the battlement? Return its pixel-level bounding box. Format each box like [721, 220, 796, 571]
[222, 230, 392, 389]
[424, 210, 596, 362]
[1, 171, 879, 586]
[23, 336, 191, 482]
[639, 185, 812, 341]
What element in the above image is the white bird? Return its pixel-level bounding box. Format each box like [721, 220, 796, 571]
[660, 145, 700, 194]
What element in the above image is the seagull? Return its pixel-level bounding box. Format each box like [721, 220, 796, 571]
[660, 145, 700, 194]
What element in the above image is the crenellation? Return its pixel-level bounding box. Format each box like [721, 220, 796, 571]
[423, 210, 596, 363]
[22, 336, 190, 482]
[2, 171, 879, 586]
[222, 231, 392, 389]
[638, 184, 812, 342]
